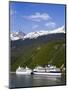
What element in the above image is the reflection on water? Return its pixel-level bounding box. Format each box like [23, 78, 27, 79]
[9, 73, 66, 88]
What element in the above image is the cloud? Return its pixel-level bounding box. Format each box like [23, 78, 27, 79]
[32, 25, 39, 29]
[22, 12, 51, 22]
[10, 9, 16, 15]
[45, 22, 56, 28]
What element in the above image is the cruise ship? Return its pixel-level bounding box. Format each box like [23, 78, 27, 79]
[16, 66, 32, 75]
[33, 65, 61, 76]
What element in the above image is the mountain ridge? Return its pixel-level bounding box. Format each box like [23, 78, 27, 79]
[10, 26, 65, 41]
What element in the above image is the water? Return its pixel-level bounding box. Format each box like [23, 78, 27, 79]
[9, 73, 66, 88]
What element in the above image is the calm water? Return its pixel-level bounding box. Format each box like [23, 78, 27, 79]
[9, 73, 66, 88]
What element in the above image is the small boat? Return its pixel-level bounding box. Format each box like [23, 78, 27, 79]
[16, 66, 32, 75]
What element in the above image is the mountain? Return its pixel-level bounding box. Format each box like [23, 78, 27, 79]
[11, 40, 66, 71]
[11, 34, 66, 71]
[10, 26, 65, 41]
[49, 26, 65, 34]
[10, 25, 66, 71]
[24, 31, 49, 39]
[24, 26, 65, 39]
[10, 31, 25, 41]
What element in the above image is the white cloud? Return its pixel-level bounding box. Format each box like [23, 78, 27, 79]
[32, 25, 39, 29]
[22, 12, 51, 22]
[45, 22, 56, 28]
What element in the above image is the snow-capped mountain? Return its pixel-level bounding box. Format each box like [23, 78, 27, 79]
[24, 31, 49, 39]
[10, 26, 65, 41]
[10, 31, 25, 41]
[24, 26, 65, 39]
[49, 26, 65, 34]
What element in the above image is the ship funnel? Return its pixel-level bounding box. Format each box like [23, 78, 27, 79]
[18, 66, 21, 69]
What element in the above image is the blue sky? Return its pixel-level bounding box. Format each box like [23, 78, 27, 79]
[10, 2, 66, 34]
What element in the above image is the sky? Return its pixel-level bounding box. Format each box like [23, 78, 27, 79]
[10, 1, 66, 34]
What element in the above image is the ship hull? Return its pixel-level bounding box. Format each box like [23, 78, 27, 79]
[16, 72, 31, 75]
[33, 72, 61, 76]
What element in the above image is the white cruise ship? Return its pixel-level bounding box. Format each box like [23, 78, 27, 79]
[16, 66, 32, 75]
[33, 65, 61, 76]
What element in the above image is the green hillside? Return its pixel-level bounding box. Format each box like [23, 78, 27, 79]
[11, 40, 65, 71]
